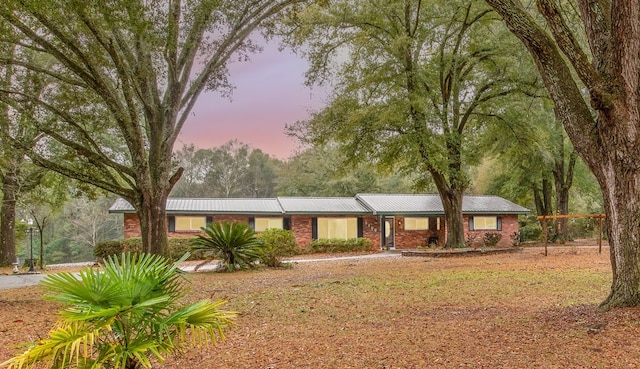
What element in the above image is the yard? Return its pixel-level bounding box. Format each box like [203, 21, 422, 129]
[1, 246, 639, 368]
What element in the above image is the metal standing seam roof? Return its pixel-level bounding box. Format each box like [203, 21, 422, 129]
[108, 198, 284, 214]
[276, 197, 371, 214]
[355, 194, 530, 215]
[109, 194, 530, 215]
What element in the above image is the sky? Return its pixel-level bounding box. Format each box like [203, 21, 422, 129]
[176, 41, 327, 160]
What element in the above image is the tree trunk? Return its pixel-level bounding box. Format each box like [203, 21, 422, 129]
[0, 168, 18, 266]
[441, 189, 465, 248]
[136, 190, 170, 257]
[485, 0, 640, 309]
[597, 162, 640, 309]
[554, 181, 571, 243]
[432, 171, 465, 248]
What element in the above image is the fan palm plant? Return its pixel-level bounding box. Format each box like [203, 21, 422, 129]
[2, 253, 235, 369]
[191, 221, 263, 272]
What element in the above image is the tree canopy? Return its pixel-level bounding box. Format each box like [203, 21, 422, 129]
[284, 0, 540, 247]
[0, 0, 303, 255]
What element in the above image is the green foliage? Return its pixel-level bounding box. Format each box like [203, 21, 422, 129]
[191, 222, 263, 272]
[482, 233, 502, 247]
[307, 238, 373, 254]
[519, 216, 543, 242]
[256, 228, 298, 267]
[2, 253, 235, 369]
[94, 238, 204, 261]
[93, 240, 124, 260]
[276, 145, 417, 196]
[172, 141, 283, 198]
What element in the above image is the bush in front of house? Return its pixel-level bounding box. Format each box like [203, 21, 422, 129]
[308, 238, 373, 254]
[256, 228, 297, 267]
[191, 221, 263, 272]
[94, 238, 203, 261]
[94, 240, 124, 260]
[483, 232, 502, 247]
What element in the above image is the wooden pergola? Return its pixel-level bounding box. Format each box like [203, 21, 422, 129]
[536, 214, 606, 256]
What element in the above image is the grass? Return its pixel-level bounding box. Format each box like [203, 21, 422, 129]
[1, 248, 636, 368]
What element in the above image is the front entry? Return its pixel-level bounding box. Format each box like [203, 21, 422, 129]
[382, 216, 395, 249]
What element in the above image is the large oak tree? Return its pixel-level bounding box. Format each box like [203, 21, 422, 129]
[0, 0, 302, 255]
[285, 0, 538, 247]
[485, 0, 640, 309]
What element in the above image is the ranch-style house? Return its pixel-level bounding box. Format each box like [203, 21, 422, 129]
[109, 194, 529, 249]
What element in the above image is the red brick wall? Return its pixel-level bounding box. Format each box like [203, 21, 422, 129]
[362, 215, 381, 249]
[289, 215, 381, 249]
[290, 215, 313, 247]
[123, 214, 140, 239]
[462, 215, 519, 248]
[121, 213, 520, 250]
[392, 216, 446, 249]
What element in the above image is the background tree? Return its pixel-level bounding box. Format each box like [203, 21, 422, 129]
[0, 0, 303, 256]
[485, 0, 640, 309]
[479, 97, 580, 242]
[171, 140, 282, 198]
[276, 145, 416, 196]
[284, 0, 538, 247]
[19, 172, 71, 268]
[0, 42, 48, 265]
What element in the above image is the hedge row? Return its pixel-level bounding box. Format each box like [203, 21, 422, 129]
[306, 238, 373, 254]
[96, 234, 374, 262]
[94, 238, 205, 261]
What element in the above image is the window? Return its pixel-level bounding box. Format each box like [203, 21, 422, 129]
[471, 216, 499, 230]
[317, 218, 357, 239]
[255, 217, 284, 232]
[404, 217, 429, 230]
[175, 216, 206, 231]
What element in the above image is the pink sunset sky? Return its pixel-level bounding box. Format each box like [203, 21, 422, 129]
[177, 41, 327, 160]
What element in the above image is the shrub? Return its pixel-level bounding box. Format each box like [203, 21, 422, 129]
[3, 253, 235, 369]
[168, 237, 205, 260]
[308, 238, 373, 254]
[465, 234, 478, 248]
[94, 240, 124, 260]
[191, 221, 263, 272]
[257, 229, 298, 267]
[483, 232, 502, 247]
[95, 237, 204, 261]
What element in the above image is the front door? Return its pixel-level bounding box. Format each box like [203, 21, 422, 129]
[383, 217, 395, 249]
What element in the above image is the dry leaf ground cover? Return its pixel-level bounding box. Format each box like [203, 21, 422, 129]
[1, 246, 640, 368]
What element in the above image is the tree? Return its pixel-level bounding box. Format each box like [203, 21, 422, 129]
[0, 0, 303, 256]
[171, 141, 282, 198]
[284, 0, 538, 246]
[480, 97, 579, 242]
[484, 0, 640, 309]
[19, 172, 72, 268]
[0, 43, 48, 265]
[276, 145, 416, 196]
[2, 253, 234, 369]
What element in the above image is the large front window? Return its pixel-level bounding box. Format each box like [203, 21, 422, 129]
[404, 217, 429, 230]
[255, 217, 284, 232]
[175, 216, 206, 231]
[318, 218, 357, 239]
[472, 216, 498, 230]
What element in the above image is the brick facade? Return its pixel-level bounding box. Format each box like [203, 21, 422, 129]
[462, 214, 519, 248]
[121, 213, 520, 249]
[391, 216, 447, 249]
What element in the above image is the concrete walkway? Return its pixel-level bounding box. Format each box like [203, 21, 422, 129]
[0, 273, 48, 290]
